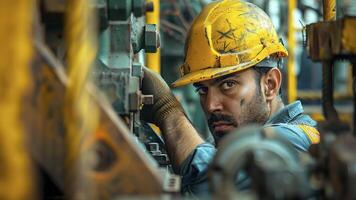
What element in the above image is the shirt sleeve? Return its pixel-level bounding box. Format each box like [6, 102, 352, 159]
[179, 142, 216, 196]
[264, 123, 315, 151]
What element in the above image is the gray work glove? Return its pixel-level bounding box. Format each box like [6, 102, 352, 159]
[141, 67, 184, 127]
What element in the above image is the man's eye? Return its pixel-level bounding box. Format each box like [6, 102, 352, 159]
[221, 81, 236, 90]
[195, 87, 207, 95]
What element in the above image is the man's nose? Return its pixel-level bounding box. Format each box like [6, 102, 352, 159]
[205, 90, 223, 113]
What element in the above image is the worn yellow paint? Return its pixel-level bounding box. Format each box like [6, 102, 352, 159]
[0, 0, 35, 199]
[323, 0, 336, 21]
[149, 123, 161, 136]
[146, 0, 160, 73]
[287, 0, 297, 103]
[64, 0, 99, 196]
[172, 0, 288, 87]
[343, 18, 356, 54]
[298, 125, 320, 144]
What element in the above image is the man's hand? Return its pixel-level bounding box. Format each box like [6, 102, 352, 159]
[141, 67, 184, 127]
[141, 67, 204, 172]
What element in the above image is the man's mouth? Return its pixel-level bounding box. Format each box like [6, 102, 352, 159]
[212, 121, 235, 133]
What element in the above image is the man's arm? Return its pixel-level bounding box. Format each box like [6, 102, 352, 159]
[141, 67, 204, 172]
[160, 112, 204, 172]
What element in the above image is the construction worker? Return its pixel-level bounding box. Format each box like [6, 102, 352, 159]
[141, 0, 319, 195]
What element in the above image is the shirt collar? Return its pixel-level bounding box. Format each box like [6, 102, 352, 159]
[265, 101, 304, 124]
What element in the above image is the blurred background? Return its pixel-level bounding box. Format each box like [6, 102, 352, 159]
[0, 0, 355, 199]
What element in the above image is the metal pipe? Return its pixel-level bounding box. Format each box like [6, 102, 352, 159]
[146, 0, 161, 73]
[352, 62, 356, 136]
[322, 61, 339, 121]
[287, 0, 297, 103]
[321, 0, 338, 122]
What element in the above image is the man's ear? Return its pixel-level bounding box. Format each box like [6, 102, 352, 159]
[263, 68, 282, 101]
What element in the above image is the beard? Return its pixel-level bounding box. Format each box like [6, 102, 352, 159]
[208, 87, 270, 144]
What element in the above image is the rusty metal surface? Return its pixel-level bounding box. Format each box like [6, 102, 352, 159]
[24, 59, 66, 190]
[329, 134, 356, 199]
[43, 0, 66, 12]
[353, 62, 356, 136]
[309, 126, 356, 199]
[342, 18, 356, 54]
[23, 44, 164, 198]
[307, 17, 356, 61]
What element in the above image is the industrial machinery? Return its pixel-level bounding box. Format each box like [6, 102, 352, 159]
[209, 126, 313, 200]
[305, 0, 356, 199]
[1, 0, 179, 199]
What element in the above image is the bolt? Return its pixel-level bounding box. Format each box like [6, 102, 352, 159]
[145, 24, 160, 53]
[148, 143, 160, 152]
[132, 62, 143, 77]
[141, 95, 154, 105]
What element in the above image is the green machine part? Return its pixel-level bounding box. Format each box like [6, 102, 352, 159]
[93, 0, 159, 123]
[92, 0, 170, 169]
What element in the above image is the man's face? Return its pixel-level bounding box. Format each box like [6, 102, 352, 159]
[193, 68, 270, 144]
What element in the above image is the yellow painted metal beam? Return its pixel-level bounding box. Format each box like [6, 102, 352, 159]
[287, 0, 297, 103]
[0, 0, 35, 199]
[323, 0, 336, 21]
[32, 41, 165, 198]
[64, 0, 99, 197]
[146, 0, 160, 73]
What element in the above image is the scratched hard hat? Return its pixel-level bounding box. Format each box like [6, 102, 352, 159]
[172, 0, 288, 87]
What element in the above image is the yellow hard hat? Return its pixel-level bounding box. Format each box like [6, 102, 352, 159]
[172, 0, 288, 87]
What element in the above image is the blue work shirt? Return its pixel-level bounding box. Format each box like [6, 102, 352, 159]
[179, 101, 320, 196]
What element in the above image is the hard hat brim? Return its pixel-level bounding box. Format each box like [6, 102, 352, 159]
[172, 48, 288, 88]
[172, 61, 255, 87]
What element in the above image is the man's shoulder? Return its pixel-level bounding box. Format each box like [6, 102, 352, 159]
[265, 123, 320, 143]
[264, 121, 320, 151]
[289, 110, 317, 127]
[264, 101, 321, 151]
